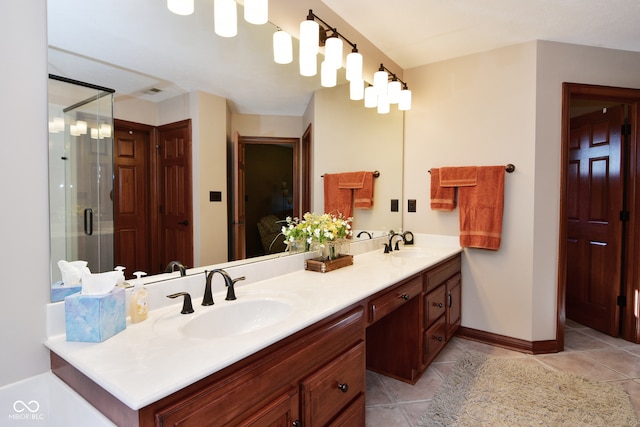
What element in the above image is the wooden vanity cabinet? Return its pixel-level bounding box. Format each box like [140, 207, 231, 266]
[51, 305, 365, 427]
[422, 255, 461, 369]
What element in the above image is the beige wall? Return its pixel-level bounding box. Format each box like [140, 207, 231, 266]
[312, 83, 404, 233]
[404, 41, 640, 342]
[231, 114, 303, 137]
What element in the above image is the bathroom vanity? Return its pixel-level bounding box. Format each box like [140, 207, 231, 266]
[46, 240, 461, 426]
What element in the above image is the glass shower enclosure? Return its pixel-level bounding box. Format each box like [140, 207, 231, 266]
[48, 75, 115, 301]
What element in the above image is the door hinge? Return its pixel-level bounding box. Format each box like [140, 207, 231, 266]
[621, 123, 631, 136]
[617, 295, 627, 307]
[619, 210, 630, 222]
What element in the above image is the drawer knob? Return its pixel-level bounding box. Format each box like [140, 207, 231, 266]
[292, 421, 301, 427]
[338, 383, 349, 393]
[433, 302, 443, 308]
[433, 336, 443, 342]
[400, 293, 410, 301]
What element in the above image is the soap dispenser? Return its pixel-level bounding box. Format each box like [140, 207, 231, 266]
[130, 271, 148, 323]
[114, 266, 131, 289]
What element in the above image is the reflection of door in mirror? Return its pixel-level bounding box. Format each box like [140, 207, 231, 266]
[231, 134, 306, 260]
[114, 119, 193, 277]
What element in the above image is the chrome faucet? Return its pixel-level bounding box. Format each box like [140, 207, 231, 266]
[164, 260, 186, 277]
[203, 269, 246, 305]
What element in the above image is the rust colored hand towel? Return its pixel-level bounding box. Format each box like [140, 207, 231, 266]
[354, 171, 374, 209]
[440, 166, 478, 187]
[338, 171, 366, 189]
[430, 168, 456, 211]
[458, 166, 505, 250]
[324, 173, 353, 218]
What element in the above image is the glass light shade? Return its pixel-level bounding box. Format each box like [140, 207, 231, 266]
[91, 128, 101, 139]
[321, 61, 337, 87]
[350, 79, 364, 101]
[75, 120, 87, 135]
[299, 50, 317, 77]
[364, 85, 377, 108]
[324, 36, 343, 69]
[388, 80, 402, 104]
[167, 0, 194, 15]
[399, 88, 412, 110]
[244, 0, 268, 25]
[300, 19, 319, 55]
[345, 51, 363, 81]
[273, 30, 292, 64]
[377, 93, 390, 114]
[214, 0, 237, 37]
[373, 68, 388, 95]
[69, 125, 81, 136]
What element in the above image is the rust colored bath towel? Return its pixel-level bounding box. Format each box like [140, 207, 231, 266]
[458, 166, 505, 250]
[324, 173, 353, 218]
[430, 168, 456, 211]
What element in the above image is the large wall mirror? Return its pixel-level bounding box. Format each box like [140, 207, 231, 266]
[48, 0, 403, 301]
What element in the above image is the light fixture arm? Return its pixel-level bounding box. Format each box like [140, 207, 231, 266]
[380, 64, 408, 88]
[306, 9, 358, 51]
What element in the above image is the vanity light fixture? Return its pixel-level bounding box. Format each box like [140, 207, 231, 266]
[273, 28, 292, 64]
[345, 45, 363, 82]
[49, 117, 65, 133]
[398, 83, 412, 111]
[387, 75, 402, 104]
[75, 120, 88, 135]
[321, 61, 337, 87]
[243, 0, 268, 25]
[214, 0, 238, 37]
[364, 85, 377, 108]
[324, 33, 343, 69]
[167, 0, 194, 15]
[373, 64, 388, 95]
[350, 79, 364, 101]
[377, 93, 390, 114]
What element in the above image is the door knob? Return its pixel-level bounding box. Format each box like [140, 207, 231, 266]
[178, 220, 189, 226]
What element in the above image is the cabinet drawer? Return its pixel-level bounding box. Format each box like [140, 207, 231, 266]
[369, 275, 422, 324]
[328, 393, 365, 426]
[423, 316, 447, 366]
[424, 254, 461, 293]
[425, 285, 446, 328]
[302, 342, 365, 427]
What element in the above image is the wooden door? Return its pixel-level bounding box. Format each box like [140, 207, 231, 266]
[113, 123, 151, 276]
[157, 120, 193, 272]
[566, 105, 624, 336]
[232, 131, 246, 260]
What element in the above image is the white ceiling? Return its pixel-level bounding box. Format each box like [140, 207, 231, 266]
[48, 0, 640, 116]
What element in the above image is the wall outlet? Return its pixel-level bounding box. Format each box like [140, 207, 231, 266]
[408, 199, 417, 212]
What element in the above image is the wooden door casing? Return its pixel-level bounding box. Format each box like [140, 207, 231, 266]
[566, 105, 624, 336]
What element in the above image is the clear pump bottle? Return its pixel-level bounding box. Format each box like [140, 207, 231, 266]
[130, 271, 148, 323]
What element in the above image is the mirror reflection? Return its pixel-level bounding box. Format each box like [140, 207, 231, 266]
[48, 0, 403, 301]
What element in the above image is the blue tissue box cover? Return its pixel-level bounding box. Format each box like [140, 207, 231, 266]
[65, 288, 126, 342]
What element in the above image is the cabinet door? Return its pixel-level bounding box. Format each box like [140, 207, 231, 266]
[301, 342, 365, 427]
[446, 273, 461, 339]
[241, 388, 300, 427]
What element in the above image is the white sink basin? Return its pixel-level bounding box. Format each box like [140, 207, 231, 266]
[181, 298, 294, 339]
[390, 248, 436, 258]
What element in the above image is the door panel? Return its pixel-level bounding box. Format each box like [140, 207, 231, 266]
[158, 120, 193, 271]
[566, 105, 624, 336]
[113, 127, 150, 276]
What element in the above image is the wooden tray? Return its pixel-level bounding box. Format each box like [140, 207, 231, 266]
[305, 254, 354, 273]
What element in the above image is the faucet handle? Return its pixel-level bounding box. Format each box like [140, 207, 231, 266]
[225, 276, 246, 301]
[167, 292, 194, 314]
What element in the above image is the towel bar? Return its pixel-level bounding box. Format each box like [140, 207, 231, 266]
[321, 170, 380, 178]
[428, 164, 515, 174]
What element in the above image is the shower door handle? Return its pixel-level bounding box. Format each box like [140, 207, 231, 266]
[84, 208, 93, 236]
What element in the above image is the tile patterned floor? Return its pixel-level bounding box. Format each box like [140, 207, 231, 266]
[366, 320, 640, 426]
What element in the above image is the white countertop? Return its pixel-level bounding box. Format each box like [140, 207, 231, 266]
[45, 241, 461, 410]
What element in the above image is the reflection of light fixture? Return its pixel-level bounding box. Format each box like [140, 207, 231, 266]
[100, 123, 112, 138]
[167, 0, 194, 15]
[324, 33, 343, 69]
[244, 0, 268, 25]
[364, 85, 377, 108]
[214, 0, 237, 37]
[273, 29, 292, 64]
[346, 46, 363, 82]
[69, 124, 81, 136]
[75, 120, 87, 135]
[321, 61, 337, 87]
[399, 84, 412, 111]
[388, 76, 401, 104]
[299, 10, 411, 111]
[49, 117, 64, 133]
[350, 79, 364, 101]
